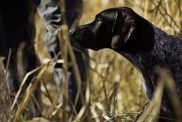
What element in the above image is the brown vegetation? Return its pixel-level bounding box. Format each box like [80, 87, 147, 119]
[0, 0, 181, 121]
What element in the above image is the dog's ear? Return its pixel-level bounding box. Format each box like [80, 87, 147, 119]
[111, 11, 135, 49]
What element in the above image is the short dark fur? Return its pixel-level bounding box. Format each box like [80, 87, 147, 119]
[71, 7, 182, 120]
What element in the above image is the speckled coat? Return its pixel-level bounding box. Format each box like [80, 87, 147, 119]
[118, 24, 182, 118]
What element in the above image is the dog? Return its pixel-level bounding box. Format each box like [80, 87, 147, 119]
[71, 7, 182, 121]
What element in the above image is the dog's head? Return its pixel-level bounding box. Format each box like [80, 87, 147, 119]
[71, 7, 153, 51]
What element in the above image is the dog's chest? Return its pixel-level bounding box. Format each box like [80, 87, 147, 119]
[120, 50, 164, 98]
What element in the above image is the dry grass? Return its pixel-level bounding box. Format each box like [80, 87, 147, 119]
[0, 0, 181, 122]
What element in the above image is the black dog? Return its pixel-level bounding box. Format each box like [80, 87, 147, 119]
[71, 7, 182, 120]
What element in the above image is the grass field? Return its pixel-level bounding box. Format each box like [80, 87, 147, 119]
[0, 0, 182, 121]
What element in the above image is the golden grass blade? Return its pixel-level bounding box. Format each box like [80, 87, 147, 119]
[0, 57, 6, 92]
[5, 49, 12, 93]
[11, 66, 43, 113]
[137, 71, 165, 122]
[137, 67, 182, 122]
[14, 65, 48, 121]
[163, 69, 182, 121]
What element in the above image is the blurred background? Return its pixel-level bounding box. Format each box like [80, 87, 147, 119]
[0, 0, 181, 121]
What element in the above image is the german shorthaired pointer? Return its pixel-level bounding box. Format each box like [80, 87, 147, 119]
[71, 7, 182, 121]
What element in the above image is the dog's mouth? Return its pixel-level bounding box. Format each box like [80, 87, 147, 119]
[70, 37, 86, 52]
[71, 28, 95, 49]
